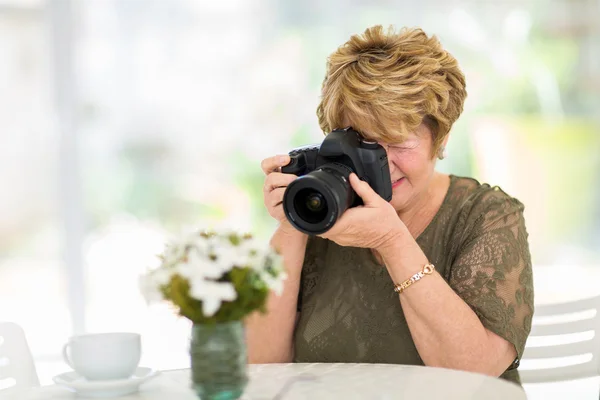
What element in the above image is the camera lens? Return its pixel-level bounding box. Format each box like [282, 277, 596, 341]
[283, 164, 356, 235]
[305, 193, 325, 212]
[293, 189, 328, 224]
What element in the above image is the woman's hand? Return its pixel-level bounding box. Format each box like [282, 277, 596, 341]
[319, 173, 407, 251]
[261, 154, 301, 236]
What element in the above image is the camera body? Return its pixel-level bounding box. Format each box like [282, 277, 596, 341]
[281, 127, 392, 235]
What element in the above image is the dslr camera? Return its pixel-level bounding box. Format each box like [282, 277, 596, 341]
[281, 127, 392, 235]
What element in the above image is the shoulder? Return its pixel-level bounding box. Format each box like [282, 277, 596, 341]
[449, 175, 525, 219]
[447, 176, 528, 242]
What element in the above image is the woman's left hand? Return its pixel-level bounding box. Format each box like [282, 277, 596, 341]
[319, 173, 407, 250]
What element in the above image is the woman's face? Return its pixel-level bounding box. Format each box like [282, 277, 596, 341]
[376, 124, 438, 213]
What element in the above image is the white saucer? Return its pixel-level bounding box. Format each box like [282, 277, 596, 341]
[52, 366, 159, 398]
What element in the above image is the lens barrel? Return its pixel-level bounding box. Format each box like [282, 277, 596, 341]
[283, 164, 355, 235]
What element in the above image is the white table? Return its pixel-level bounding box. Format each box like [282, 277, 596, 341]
[1, 363, 526, 399]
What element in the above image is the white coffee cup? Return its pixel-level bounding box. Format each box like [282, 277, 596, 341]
[62, 332, 141, 381]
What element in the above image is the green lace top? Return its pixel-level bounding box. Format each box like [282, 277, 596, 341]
[293, 175, 534, 384]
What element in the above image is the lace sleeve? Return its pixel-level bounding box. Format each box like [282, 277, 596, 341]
[448, 189, 534, 367]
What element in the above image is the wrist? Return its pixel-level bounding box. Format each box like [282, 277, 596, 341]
[376, 224, 410, 256]
[270, 221, 307, 255]
[278, 221, 305, 238]
[376, 227, 429, 284]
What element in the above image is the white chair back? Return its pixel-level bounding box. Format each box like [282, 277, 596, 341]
[0, 322, 40, 390]
[520, 295, 600, 383]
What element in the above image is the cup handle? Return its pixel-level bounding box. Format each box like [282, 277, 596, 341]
[62, 343, 74, 369]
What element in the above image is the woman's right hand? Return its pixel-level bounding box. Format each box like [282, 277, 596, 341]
[261, 154, 300, 235]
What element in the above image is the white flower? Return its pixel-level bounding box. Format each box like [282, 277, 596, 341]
[162, 238, 189, 265]
[139, 228, 288, 320]
[178, 248, 225, 280]
[139, 266, 177, 303]
[188, 279, 237, 317]
[261, 270, 287, 296]
[138, 273, 165, 303]
[151, 267, 174, 286]
[217, 245, 250, 269]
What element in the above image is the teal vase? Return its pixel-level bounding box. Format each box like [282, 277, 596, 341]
[190, 321, 248, 400]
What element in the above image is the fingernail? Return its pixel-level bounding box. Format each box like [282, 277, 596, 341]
[278, 155, 288, 164]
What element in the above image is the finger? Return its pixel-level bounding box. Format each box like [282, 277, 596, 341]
[272, 206, 286, 223]
[349, 173, 381, 206]
[261, 155, 291, 175]
[318, 227, 338, 241]
[263, 173, 297, 193]
[267, 187, 287, 209]
[267, 200, 288, 224]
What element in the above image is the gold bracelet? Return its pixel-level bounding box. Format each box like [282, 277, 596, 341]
[393, 263, 435, 294]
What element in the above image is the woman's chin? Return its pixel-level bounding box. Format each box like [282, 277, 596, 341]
[390, 195, 408, 213]
[390, 185, 416, 210]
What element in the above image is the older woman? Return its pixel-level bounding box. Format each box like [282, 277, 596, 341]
[246, 25, 534, 384]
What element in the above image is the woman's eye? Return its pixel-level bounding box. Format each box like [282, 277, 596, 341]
[390, 142, 418, 150]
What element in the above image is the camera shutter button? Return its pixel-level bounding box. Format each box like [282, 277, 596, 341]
[360, 139, 379, 149]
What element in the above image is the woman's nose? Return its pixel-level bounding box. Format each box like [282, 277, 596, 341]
[388, 162, 396, 176]
[387, 156, 397, 176]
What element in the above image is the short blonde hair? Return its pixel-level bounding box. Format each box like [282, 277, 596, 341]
[316, 25, 467, 155]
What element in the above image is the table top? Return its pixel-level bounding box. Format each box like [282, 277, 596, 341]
[0, 363, 527, 400]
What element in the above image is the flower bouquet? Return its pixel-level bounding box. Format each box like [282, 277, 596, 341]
[139, 230, 286, 400]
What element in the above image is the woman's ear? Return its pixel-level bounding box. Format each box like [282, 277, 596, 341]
[442, 135, 450, 148]
[436, 135, 450, 160]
